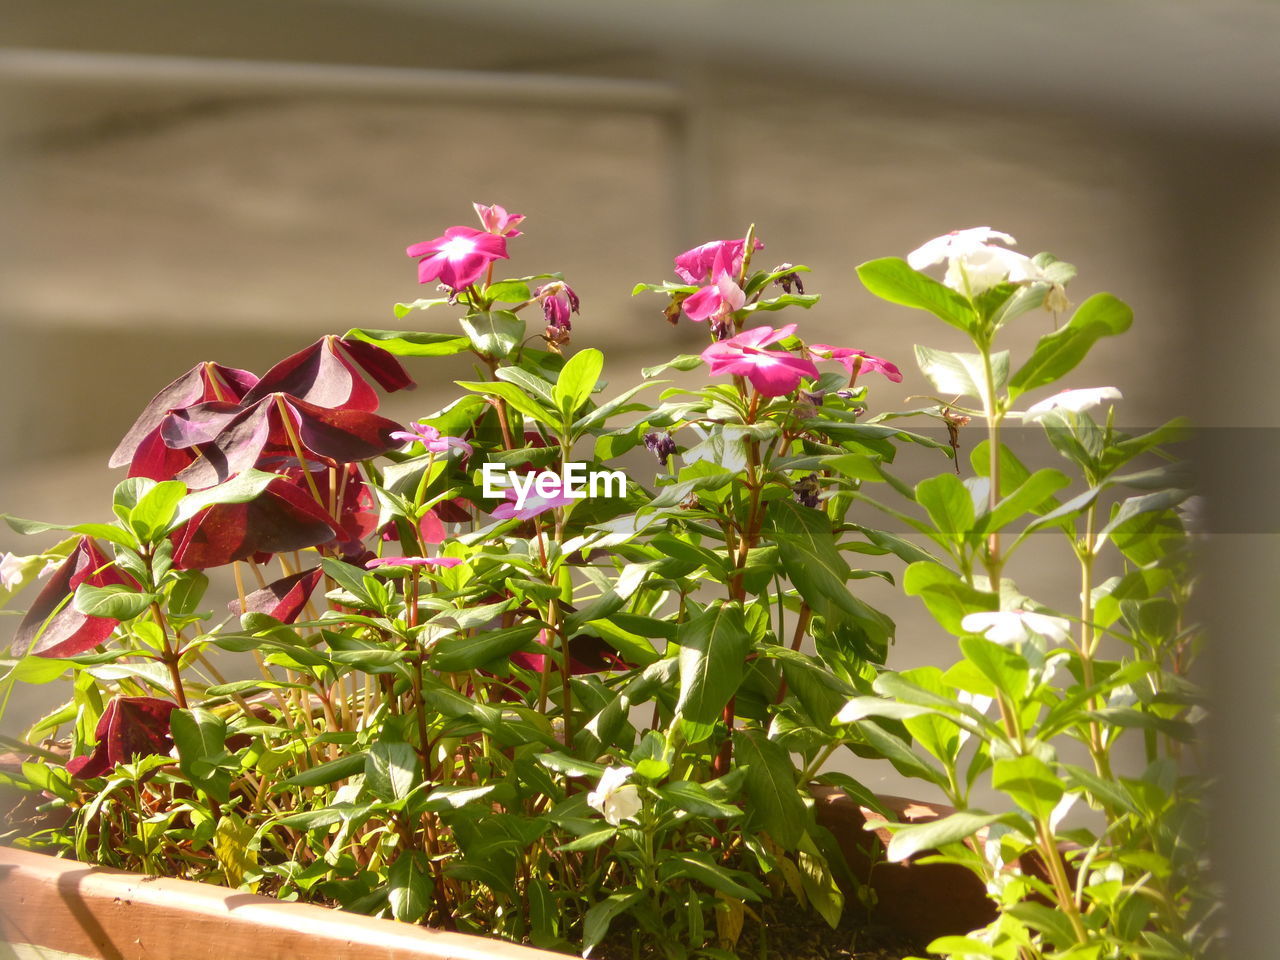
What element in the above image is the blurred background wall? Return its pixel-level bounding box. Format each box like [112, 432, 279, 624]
[1, 0, 1276, 950]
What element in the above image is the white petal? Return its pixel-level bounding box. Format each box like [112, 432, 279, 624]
[1024, 387, 1122, 420]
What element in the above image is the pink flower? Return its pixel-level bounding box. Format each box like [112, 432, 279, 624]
[365, 556, 463, 569]
[674, 237, 764, 285]
[473, 202, 525, 238]
[701, 324, 820, 397]
[683, 272, 746, 324]
[389, 422, 474, 458]
[536, 281, 580, 331]
[809, 345, 903, 382]
[406, 226, 509, 290]
[491, 484, 575, 521]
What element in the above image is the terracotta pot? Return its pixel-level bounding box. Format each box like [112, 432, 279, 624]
[1, 784, 1003, 958]
[0, 844, 564, 960]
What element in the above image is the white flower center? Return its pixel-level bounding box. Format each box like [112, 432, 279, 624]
[439, 236, 478, 260]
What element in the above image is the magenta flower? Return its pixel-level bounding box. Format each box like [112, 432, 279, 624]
[536, 281, 580, 331]
[389, 422, 474, 458]
[406, 226, 509, 290]
[473, 202, 525, 238]
[366, 556, 464, 569]
[491, 485, 575, 521]
[809, 345, 903, 382]
[673, 237, 764, 285]
[700, 324, 820, 397]
[683, 272, 746, 325]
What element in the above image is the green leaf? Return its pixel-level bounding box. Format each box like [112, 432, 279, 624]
[885, 810, 1004, 861]
[387, 298, 451, 320]
[797, 832, 844, 928]
[659, 854, 760, 901]
[856, 257, 977, 333]
[73, 584, 156, 621]
[675, 603, 751, 743]
[128, 481, 187, 541]
[977, 468, 1071, 533]
[429, 623, 540, 672]
[735, 726, 806, 849]
[1007, 902, 1079, 950]
[959, 636, 1030, 701]
[1008, 293, 1133, 398]
[642, 354, 702, 378]
[457, 379, 556, 427]
[902, 562, 997, 635]
[277, 752, 366, 789]
[175, 470, 281, 524]
[483, 279, 532, 304]
[656, 780, 742, 819]
[553, 347, 604, 419]
[171, 707, 231, 803]
[1, 516, 137, 550]
[459, 310, 524, 359]
[388, 851, 433, 923]
[914, 345, 1006, 401]
[992, 756, 1063, 821]
[583, 891, 644, 955]
[346, 326, 471, 356]
[915, 473, 976, 538]
[494, 365, 557, 406]
[365, 740, 420, 802]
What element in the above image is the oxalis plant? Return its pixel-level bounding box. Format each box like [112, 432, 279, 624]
[0, 209, 1212, 960]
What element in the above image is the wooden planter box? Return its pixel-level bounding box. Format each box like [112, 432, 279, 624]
[0, 787, 997, 960]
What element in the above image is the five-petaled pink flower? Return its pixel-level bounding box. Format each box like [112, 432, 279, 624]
[406, 226, 509, 290]
[683, 271, 746, 325]
[701, 324, 820, 397]
[366, 556, 464, 569]
[474, 202, 525, 238]
[389, 422, 474, 458]
[809, 345, 903, 382]
[674, 237, 764, 285]
[491, 485, 575, 521]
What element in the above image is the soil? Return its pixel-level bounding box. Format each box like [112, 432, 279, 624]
[595, 903, 928, 960]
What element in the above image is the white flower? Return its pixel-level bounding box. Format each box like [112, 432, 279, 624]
[961, 610, 1071, 647]
[0, 553, 24, 590]
[586, 766, 641, 826]
[1023, 387, 1122, 421]
[907, 227, 1045, 296]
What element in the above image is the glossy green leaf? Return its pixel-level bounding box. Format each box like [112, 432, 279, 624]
[553, 347, 604, 418]
[914, 345, 1007, 402]
[388, 850, 433, 923]
[459, 310, 524, 359]
[365, 740, 420, 803]
[735, 727, 806, 849]
[1008, 293, 1133, 398]
[675, 602, 750, 743]
[73, 584, 156, 621]
[856, 257, 976, 332]
[429, 623, 540, 672]
[992, 756, 1063, 821]
[457, 379, 557, 427]
[885, 810, 1004, 862]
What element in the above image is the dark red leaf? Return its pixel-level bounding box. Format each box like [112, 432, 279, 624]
[171, 477, 345, 569]
[110, 363, 257, 469]
[66, 696, 178, 779]
[13, 539, 136, 659]
[127, 429, 196, 482]
[337, 337, 415, 394]
[240, 336, 410, 412]
[232, 567, 324, 624]
[174, 395, 401, 489]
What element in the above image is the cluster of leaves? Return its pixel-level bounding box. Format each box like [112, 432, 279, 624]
[0, 214, 1215, 960]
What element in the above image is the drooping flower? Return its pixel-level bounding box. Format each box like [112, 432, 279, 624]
[490, 484, 575, 522]
[961, 610, 1071, 647]
[643, 431, 677, 465]
[700, 324, 820, 397]
[587, 766, 642, 826]
[793, 474, 821, 509]
[66, 696, 179, 780]
[536, 281, 580, 332]
[682, 271, 746, 327]
[1023, 387, 1122, 421]
[473, 202, 525, 238]
[389, 422, 474, 458]
[406, 226, 509, 290]
[365, 556, 464, 570]
[674, 237, 764, 285]
[907, 227, 1045, 297]
[809, 345, 903, 382]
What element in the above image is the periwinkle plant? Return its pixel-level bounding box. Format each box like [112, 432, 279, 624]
[0, 210, 1212, 960]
